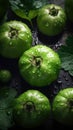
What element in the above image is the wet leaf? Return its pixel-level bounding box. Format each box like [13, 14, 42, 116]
[58, 35, 73, 76]
[9, 0, 49, 21]
[0, 87, 17, 130]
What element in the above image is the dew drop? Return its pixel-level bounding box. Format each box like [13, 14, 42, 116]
[17, 111, 20, 115]
[45, 23, 49, 27]
[32, 71, 35, 74]
[5, 92, 9, 96]
[65, 77, 68, 81]
[38, 74, 41, 77]
[7, 111, 11, 115]
[10, 42, 12, 45]
[55, 44, 59, 49]
[33, 1, 42, 9]
[57, 80, 62, 84]
[20, 4, 24, 7]
[27, 35, 30, 38]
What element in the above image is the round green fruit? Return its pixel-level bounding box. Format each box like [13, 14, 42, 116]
[52, 88, 73, 125]
[65, 0, 73, 22]
[13, 90, 51, 128]
[0, 70, 12, 83]
[0, 20, 32, 58]
[19, 45, 61, 87]
[37, 4, 66, 36]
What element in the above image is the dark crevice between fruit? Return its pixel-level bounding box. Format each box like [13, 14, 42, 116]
[23, 101, 35, 112]
[68, 99, 73, 109]
[8, 27, 18, 39]
[31, 56, 43, 68]
[49, 7, 59, 16]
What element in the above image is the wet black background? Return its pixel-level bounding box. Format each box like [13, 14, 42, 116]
[0, 0, 73, 129]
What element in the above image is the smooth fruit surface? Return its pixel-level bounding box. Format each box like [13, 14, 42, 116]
[19, 45, 61, 87]
[37, 4, 66, 36]
[52, 88, 73, 125]
[13, 89, 51, 128]
[0, 20, 32, 58]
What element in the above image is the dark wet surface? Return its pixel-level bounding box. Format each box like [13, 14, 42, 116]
[0, 0, 73, 129]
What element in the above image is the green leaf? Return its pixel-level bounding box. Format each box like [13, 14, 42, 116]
[0, 87, 17, 130]
[0, 109, 13, 130]
[9, 0, 49, 21]
[58, 35, 73, 76]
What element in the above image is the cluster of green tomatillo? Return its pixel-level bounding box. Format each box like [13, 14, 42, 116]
[12, 88, 73, 128]
[0, 0, 73, 128]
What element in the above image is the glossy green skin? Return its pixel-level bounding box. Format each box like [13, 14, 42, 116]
[37, 4, 66, 36]
[0, 70, 12, 83]
[0, 0, 9, 19]
[52, 88, 73, 125]
[0, 21, 32, 58]
[19, 45, 61, 87]
[65, 0, 73, 22]
[13, 90, 51, 128]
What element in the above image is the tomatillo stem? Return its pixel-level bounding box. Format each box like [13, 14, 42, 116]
[49, 7, 58, 16]
[23, 101, 35, 112]
[32, 56, 42, 68]
[9, 27, 18, 39]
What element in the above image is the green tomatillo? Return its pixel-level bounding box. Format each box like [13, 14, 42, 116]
[37, 4, 66, 36]
[52, 88, 73, 125]
[13, 89, 51, 128]
[0, 69, 12, 83]
[19, 45, 61, 87]
[0, 20, 32, 58]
